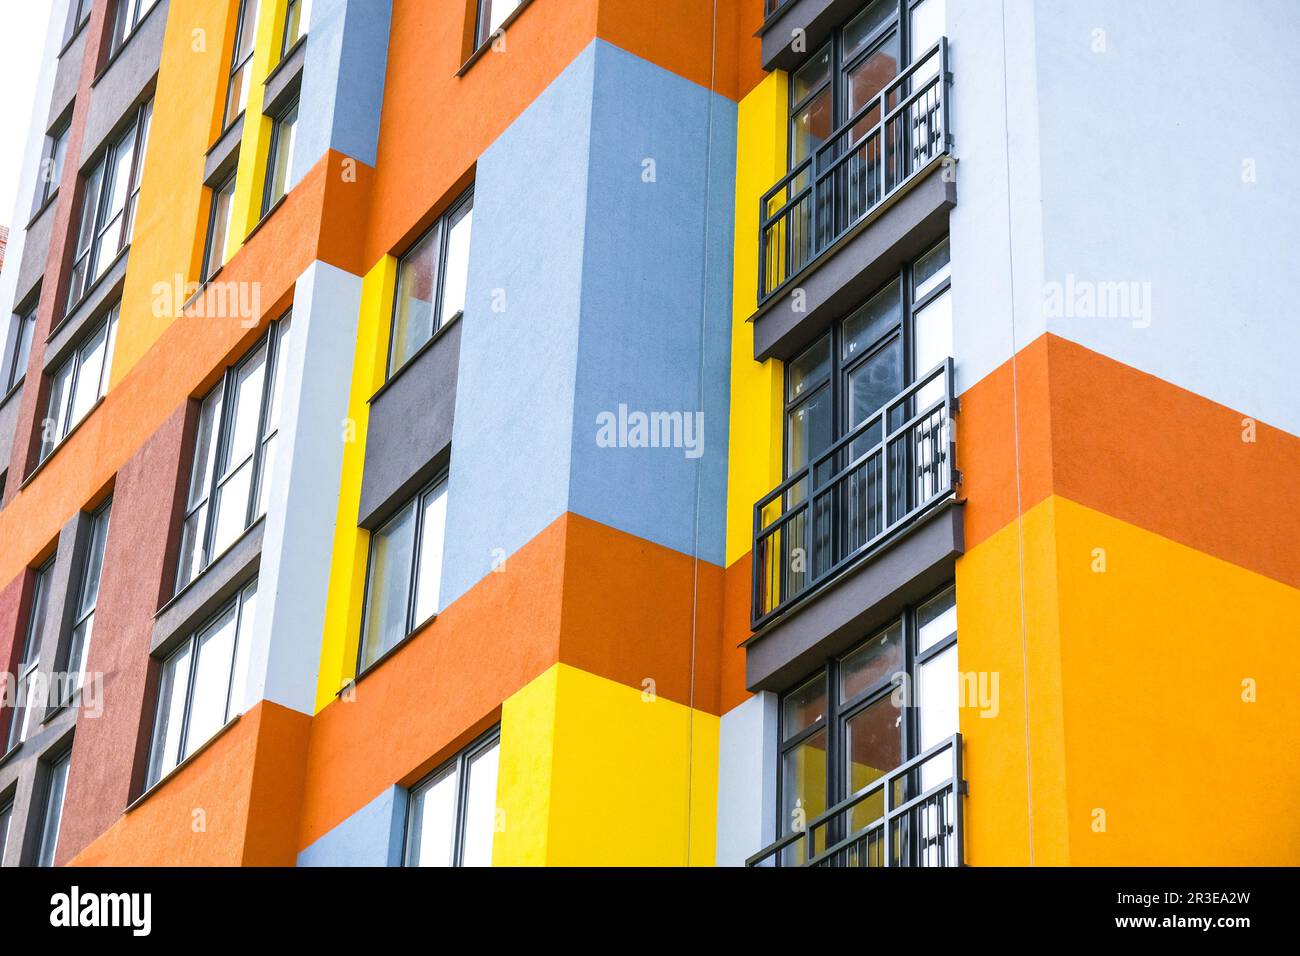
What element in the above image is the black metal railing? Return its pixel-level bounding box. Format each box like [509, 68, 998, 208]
[759, 37, 952, 304]
[746, 733, 965, 868]
[752, 358, 956, 629]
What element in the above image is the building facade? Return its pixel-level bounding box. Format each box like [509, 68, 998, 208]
[0, 0, 1295, 868]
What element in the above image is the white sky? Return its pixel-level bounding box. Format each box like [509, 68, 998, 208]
[0, 1, 55, 240]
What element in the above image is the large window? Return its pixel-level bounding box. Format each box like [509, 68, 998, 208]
[388, 188, 473, 376]
[6, 561, 53, 752]
[147, 580, 257, 787]
[67, 100, 153, 308]
[109, 0, 160, 56]
[3, 305, 37, 394]
[777, 585, 957, 865]
[261, 97, 299, 215]
[176, 317, 291, 590]
[33, 120, 69, 215]
[359, 476, 448, 671]
[282, 0, 311, 54]
[201, 173, 237, 282]
[474, 0, 521, 48]
[405, 728, 500, 867]
[40, 303, 120, 463]
[65, 500, 112, 702]
[224, 0, 260, 130]
[36, 749, 72, 867]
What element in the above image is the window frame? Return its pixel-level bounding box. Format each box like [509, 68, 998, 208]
[403, 725, 501, 867]
[356, 472, 449, 674]
[145, 579, 258, 788]
[261, 95, 300, 217]
[108, 0, 161, 58]
[223, 0, 261, 131]
[175, 315, 291, 592]
[783, 236, 949, 480]
[35, 747, 72, 868]
[4, 304, 38, 395]
[39, 303, 120, 464]
[66, 100, 152, 311]
[474, 0, 522, 50]
[62, 498, 112, 703]
[775, 582, 957, 858]
[5, 559, 54, 753]
[64, 0, 93, 44]
[282, 0, 311, 56]
[33, 119, 69, 217]
[0, 794, 13, 864]
[386, 186, 474, 379]
[200, 171, 237, 283]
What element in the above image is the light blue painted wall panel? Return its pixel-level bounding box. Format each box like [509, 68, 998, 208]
[297, 786, 405, 866]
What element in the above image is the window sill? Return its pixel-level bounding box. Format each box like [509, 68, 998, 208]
[456, 0, 533, 77]
[57, 19, 89, 61]
[54, 243, 131, 340]
[0, 740, 21, 771]
[0, 378, 24, 412]
[91, 1, 166, 89]
[26, 188, 60, 231]
[125, 714, 242, 813]
[342, 612, 439, 696]
[267, 33, 308, 89]
[19, 394, 107, 490]
[246, 192, 289, 244]
[369, 310, 462, 404]
[156, 515, 265, 621]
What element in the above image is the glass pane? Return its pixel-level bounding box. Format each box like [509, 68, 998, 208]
[780, 728, 828, 864]
[256, 434, 276, 518]
[787, 334, 830, 401]
[917, 586, 957, 653]
[224, 344, 267, 469]
[844, 0, 898, 61]
[76, 505, 112, 619]
[265, 317, 292, 435]
[842, 281, 902, 361]
[283, 0, 311, 50]
[21, 565, 53, 665]
[234, 0, 260, 63]
[69, 322, 108, 426]
[185, 603, 239, 756]
[791, 45, 830, 104]
[479, 0, 520, 42]
[439, 201, 473, 325]
[148, 642, 192, 785]
[66, 616, 93, 696]
[203, 178, 235, 278]
[0, 802, 10, 863]
[211, 459, 253, 556]
[74, 164, 103, 259]
[7, 670, 38, 750]
[9, 309, 36, 389]
[843, 694, 903, 840]
[225, 61, 249, 129]
[359, 502, 417, 668]
[390, 223, 441, 372]
[413, 483, 448, 625]
[913, 239, 950, 300]
[847, 337, 903, 430]
[914, 289, 952, 407]
[910, 0, 946, 64]
[791, 86, 832, 168]
[187, 388, 224, 509]
[265, 105, 298, 208]
[177, 504, 208, 588]
[36, 755, 70, 867]
[228, 582, 257, 717]
[918, 644, 958, 793]
[845, 31, 900, 119]
[461, 740, 500, 866]
[42, 356, 75, 455]
[782, 672, 827, 740]
[840, 622, 903, 702]
[407, 766, 457, 867]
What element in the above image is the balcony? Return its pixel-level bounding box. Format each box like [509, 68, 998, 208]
[758, 38, 953, 308]
[752, 359, 957, 631]
[747, 733, 965, 867]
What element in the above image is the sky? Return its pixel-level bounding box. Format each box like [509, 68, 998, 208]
[0, 0, 55, 247]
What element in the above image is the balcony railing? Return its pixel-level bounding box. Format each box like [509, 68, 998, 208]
[758, 37, 952, 304]
[752, 358, 957, 630]
[747, 733, 965, 867]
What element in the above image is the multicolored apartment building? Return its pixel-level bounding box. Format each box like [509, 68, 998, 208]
[0, 0, 1295, 868]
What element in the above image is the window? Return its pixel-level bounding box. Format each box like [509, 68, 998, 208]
[261, 98, 299, 215]
[224, 0, 261, 130]
[358, 475, 448, 671]
[475, 0, 521, 48]
[282, 0, 311, 54]
[146, 580, 257, 787]
[777, 586, 957, 865]
[201, 173, 237, 282]
[33, 120, 68, 215]
[36, 749, 72, 867]
[788, 0, 944, 173]
[176, 316, 291, 590]
[4, 305, 37, 394]
[64, 0, 93, 42]
[0, 797, 12, 865]
[405, 728, 500, 867]
[109, 0, 160, 57]
[388, 188, 473, 376]
[67, 101, 153, 309]
[785, 237, 950, 484]
[64, 500, 112, 702]
[40, 303, 120, 463]
[5, 561, 52, 752]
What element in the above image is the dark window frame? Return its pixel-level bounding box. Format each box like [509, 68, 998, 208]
[783, 236, 949, 480]
[175, 315, 290, 592]
[34, 745, 73, 867]
[386, 186, 474, 379]
[260, 95, 300, 217]
[64, 0, 94, 44]
[66, 100, 153, 312]
[200, 171, 238, 283]
[473, 0, 522, 50]
[61, 497, 113, 704]
[40, 302, 120, 464]
[145, 578, 258, 789]
[775, 582, 957, 859]
[4, 305, 38, 395]
[5, 559, 55, 752]
[356, 471, 450, 675]
[223, 0, 260, 131]
[281, 0, 310, 57]
[403, 725, 501, 867]
[33, 119, 70, 217]
[108, 0, 161, 58]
